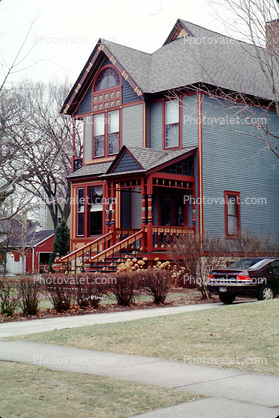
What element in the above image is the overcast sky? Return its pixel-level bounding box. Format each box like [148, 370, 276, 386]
[0, 0, 241, 88]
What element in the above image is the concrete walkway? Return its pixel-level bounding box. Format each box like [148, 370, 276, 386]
[0, 303, 221, 339]
[0, 303, 278, 418]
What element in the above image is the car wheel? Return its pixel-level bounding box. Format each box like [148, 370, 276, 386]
[219, 294, 235, 304]
[257, 285, 274, 301]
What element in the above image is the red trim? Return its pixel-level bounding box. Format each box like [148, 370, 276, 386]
[151, 173, 195, 183]
[197, 92, 203, 235]
[92, 108, 121, 160]
[147, 149, 196, 175]
[122, 100, 144, 109]
[224, 190, 241, 237]
[92, 64, 122, 93]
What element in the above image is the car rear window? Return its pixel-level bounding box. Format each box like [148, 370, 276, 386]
[228, 259, 264, 269]
[248, 259, 270, 270]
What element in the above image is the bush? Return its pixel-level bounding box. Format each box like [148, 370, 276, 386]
[71, 273, 108, 309]
[17, 278, 41, 316]
[141, 269, 173, 304]
[42, 274, 72, 313]
[0, 279, 18, 316]
[109, 271, 140, 306]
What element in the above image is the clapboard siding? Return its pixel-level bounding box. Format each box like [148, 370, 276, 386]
[122, 104, 143, 147]
[201, 95, 279, 238]
[150, 102, 162, 150]
[122, 78, 142, 104]
[182, 95, 198, 147]
[84, 116, 92, 161]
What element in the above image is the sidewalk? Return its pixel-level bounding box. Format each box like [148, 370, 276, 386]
[0, 303, 221, 339]
[0, 303, 278, 418]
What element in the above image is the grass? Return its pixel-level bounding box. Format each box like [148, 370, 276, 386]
[13, 299, 279, 375]
[0, 361, 200, 418]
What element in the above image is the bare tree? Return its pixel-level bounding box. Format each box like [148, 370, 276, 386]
[179, 0, 279, 160]
[0, 80, 83, 228]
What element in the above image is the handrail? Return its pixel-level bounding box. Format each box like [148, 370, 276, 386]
[61, 232, 113, 263]
[90, 229, 144, 264]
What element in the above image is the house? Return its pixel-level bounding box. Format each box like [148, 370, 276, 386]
[60, 19, 279, 271]
[5, 229, 54, 275]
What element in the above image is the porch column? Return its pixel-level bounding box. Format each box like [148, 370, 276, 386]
[146, 176, 153, 253]
[141, 177, 146, 251]
[71, 119, 75, 172]
[111, 181, 116, 244]
[104, 182, 110, 235]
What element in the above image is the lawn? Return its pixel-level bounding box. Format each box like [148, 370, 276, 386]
[0, 361, 200, 418]
[13, 299, 279, 375]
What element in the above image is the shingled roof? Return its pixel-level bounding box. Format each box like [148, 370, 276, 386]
[67, 162, 111, 179]
[104, 19, 276, 99]
[103, 145, 197, 177]
[62, 18, 278, 114]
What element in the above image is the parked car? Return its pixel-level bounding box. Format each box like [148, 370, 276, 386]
[208, 257, 279, 304]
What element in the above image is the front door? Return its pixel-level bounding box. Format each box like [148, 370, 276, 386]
[160, 190, 185, 226]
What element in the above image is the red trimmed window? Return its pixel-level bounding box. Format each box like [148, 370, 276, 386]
[77, 188, 85, 236]
[164, 98, 182, 149]
[92, 66, 121, 158]
[224, 191, 241, 236]
[93, 110, 119, 157]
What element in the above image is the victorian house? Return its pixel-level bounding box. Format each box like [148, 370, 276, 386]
[60, 19, 279, 271]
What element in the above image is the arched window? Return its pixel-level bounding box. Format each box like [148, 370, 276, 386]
[95, 68, 120, 91]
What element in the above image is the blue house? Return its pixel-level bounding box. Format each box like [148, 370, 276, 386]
[60, 19, 279, 270]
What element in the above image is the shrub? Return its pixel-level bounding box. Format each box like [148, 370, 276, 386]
[141, 269, 173, 304]
[0, 279, 18, 316]
[109, 271, 140, 306]
[42, 274, 72, 313]
[17, 278, 41, 316]
[71, 273, 108, 309]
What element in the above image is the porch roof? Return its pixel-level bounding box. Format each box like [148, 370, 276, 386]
[102, 145, 197, 178]
[67, 161, 111, 179]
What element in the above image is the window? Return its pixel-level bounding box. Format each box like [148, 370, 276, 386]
[77, 188, 85, 236]
[93, 110, 119, 158]
[92, 66, 121, 158]
[94, 114, 105, 157]
[225, 191, 240, 236]
[165, 99, 179, 148]
[95, 68, 120, 91]
[88, 186, 103, 235]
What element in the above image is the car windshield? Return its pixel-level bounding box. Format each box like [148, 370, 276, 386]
[227, 259, 264, 269]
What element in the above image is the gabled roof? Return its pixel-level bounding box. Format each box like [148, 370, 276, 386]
[62, 19, 278, 115]
[68, 146, 197, 180]
[103, 145, 197, 177]
[10, 229, 54, 249]
[25, 230, 55, 248]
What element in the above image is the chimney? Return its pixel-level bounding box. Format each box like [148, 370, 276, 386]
[266, 19, 279, 53]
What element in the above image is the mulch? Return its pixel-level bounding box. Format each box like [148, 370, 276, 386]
[0, 288, 220, 324]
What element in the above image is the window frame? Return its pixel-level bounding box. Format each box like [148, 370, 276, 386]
[77, 188, 85, 237]
[224, 191, 241, 237]
[92, 65, 122, 160]
[93, 109, 120, 159]
[163, 97, 182, 150]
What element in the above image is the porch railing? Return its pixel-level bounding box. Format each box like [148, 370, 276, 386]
[61, 231, 113, 272]
[150, 226, 194, 250]
[89, 229, 144, 271]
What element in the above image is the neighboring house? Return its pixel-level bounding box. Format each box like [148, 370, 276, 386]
[60, 19, 279, 270]
[6, 229, 54, 275]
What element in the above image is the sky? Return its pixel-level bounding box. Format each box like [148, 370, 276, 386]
[0, 0, 240, 88]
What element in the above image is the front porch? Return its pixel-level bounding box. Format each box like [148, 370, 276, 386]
[64, 146, 197, 273]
